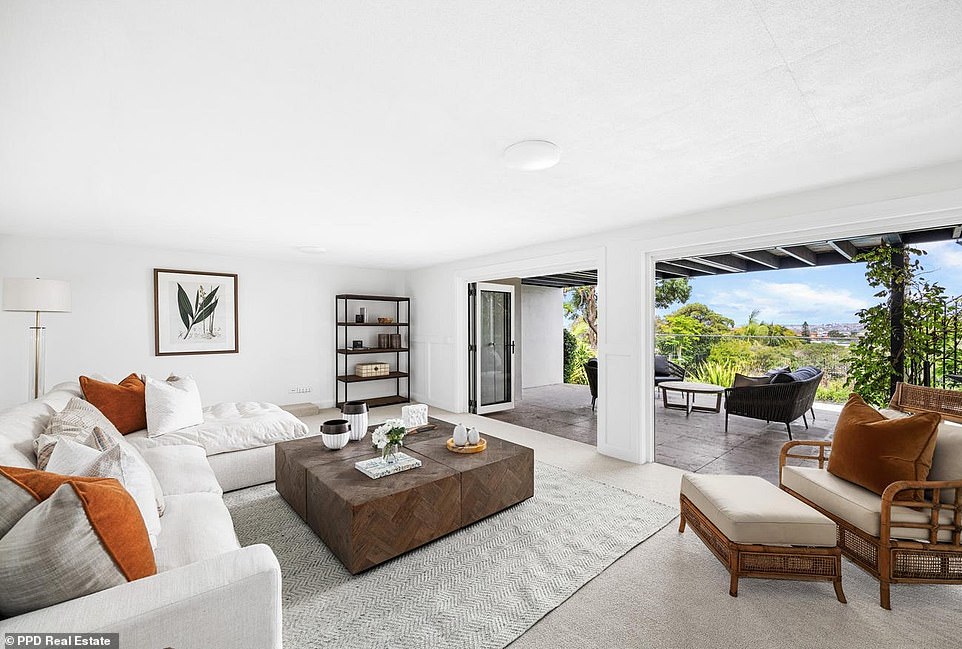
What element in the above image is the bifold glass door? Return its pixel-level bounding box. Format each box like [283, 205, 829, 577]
[468, 282, 515, 414]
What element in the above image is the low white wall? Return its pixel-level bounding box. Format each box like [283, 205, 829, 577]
[0, 235, 404, 410]
[521, 285, 563, 388]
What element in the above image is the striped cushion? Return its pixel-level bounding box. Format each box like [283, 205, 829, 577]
[0, 467, 156, 617]
[37, 398, 122, 468]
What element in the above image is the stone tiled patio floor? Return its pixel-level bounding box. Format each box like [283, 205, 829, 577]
[482, 383, 840, 484]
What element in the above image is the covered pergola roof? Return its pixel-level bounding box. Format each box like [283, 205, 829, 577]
[654, 224, 962, 280]
[519, 224, 962, 288]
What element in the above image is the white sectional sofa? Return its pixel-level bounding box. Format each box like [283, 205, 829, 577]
[0, 381, 310, 648]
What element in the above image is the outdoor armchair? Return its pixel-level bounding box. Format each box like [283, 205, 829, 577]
[724, 368, 822, 439]
[654, 354, 687, 386]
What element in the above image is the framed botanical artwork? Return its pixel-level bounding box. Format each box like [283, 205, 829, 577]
[154, 269, 238, 356]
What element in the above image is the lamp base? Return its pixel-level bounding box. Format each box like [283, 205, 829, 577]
[28, 324, 46, 400]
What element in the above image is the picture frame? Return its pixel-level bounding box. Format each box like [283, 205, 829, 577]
[154, 268, 238, 356]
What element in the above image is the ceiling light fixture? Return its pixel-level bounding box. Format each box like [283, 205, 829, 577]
[296, 245, 328, 255]
[503, 140, 561, 171]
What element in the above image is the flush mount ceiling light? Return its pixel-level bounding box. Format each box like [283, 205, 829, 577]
[503, 140, 561, 171]
[296, 245, 327, 255]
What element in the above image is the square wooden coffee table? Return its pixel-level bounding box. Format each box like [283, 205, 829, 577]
[275, 418, 534, 574]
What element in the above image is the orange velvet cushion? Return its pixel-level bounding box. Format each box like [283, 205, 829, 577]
[827, 394, 941, 501]
[0, 466, 156, 580]
[80, 374, 147, 434]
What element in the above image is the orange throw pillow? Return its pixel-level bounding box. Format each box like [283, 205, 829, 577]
[80, 374, 147, 434]
[0, 466, 156, 580]
[827, 394, 941, 501]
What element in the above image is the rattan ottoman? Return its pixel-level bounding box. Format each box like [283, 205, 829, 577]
[679, 473, 845, 602]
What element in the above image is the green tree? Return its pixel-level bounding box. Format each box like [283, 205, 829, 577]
[847, 244, 949, 406]
[801, 321, 811, 340]
[655, 278, 692, 309]
[671, 303, 733, 332]
[564, 286, 598, 348]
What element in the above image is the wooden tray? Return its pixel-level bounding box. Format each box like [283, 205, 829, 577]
[446, 437, 487, 454]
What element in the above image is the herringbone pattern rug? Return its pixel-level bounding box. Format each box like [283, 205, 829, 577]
[225, 462, 676, 649]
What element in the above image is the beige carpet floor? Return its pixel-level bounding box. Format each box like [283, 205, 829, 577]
[301, 406, 962, 649]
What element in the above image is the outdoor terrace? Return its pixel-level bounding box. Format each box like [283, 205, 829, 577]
[483, 383, 841, 483]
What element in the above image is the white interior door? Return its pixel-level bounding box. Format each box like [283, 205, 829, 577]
[475, 282, 515, 414]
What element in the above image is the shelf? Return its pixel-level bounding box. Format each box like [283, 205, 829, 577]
[336, 322, 409, 327]
[336, 395, 410, 409]
[337, 347, 409, 355]
[337, 371, 409, 384]
[336, 294, 410, 302]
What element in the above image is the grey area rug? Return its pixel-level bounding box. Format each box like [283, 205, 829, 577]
[224, 462, 676, 649]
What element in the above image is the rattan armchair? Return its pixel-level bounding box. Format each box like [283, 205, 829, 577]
[724, 371, 822, 439]
[778, 383, 962, 609]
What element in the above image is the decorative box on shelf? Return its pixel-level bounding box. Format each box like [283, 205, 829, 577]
[355, 362, 390, 378]
[355, 453, 422, 479]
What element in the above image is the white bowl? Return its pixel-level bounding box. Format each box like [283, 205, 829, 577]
[321, 432, 350, 450]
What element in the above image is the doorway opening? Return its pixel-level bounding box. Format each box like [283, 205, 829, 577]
[471, 270, 599, 445]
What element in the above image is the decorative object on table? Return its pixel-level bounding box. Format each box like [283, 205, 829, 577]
[321, 419, 350, 450]
[390, 333, 402, 349]
[453, 423, 468, 446]
[467, 426, 480, 445]
[355, 314, 364, 323]
[378, 316, 394, 324]
[359, 307, 367, 323]
[153, 269, 237, 356]
[402, 404, 429, 429]
[354, 362, 390, 378]
[2, 277, 71, 400]
[352, 339, 364, 349]
[377, 333, 390, 348]
[371, 418, 407, 462]
[354, 452, 422, 479]
[341, 401, 369, 441]
[446, 436, 487, 454]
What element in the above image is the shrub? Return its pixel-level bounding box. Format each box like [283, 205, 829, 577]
[816, 378, 850, 404]
[689, 360, 739, 387]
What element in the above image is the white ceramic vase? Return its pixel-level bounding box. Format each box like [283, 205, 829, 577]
[453, 423, 468, 446]
[344, 412, 369, 441]
[467, 426, 480, 445]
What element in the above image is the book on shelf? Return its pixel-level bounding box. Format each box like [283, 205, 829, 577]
[355, 452, 422, 479]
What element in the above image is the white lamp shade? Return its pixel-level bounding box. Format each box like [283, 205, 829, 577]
[2, 278, 72, 312]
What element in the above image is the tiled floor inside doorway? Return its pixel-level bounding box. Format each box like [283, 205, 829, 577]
[482, 383, 840, 484]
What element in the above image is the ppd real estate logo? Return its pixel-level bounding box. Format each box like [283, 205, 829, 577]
[4, 635, 119, 647]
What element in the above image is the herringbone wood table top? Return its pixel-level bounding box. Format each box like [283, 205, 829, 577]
[275, 418, 534, 573]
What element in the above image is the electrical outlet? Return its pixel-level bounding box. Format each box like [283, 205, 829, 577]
[289, 386, 312, 394]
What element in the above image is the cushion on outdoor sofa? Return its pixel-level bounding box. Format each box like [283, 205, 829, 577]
[782, 465, 955, 542]
[771, 366, 820, 383]
[654, 355, 671, 376]
[732, 373, 770, 388]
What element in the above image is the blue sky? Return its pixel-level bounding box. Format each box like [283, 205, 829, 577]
[657, 241, 962, 326]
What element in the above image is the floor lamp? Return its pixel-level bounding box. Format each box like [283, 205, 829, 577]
[2, 278, 72, 400]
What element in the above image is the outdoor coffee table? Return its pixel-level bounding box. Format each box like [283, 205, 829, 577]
[275, 418, 534, 574]
[660, 380, 725, 415]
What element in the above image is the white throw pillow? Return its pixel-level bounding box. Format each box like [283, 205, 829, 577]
[145, 376, 204, 437]
[45, 433, 161, 549]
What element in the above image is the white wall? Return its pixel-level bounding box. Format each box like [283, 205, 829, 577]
[0, 235, 404, 410]
[521, 285, 563, 388]
[407, 160, 962, 464]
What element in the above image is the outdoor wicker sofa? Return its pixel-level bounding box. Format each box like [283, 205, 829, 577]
[724, 367, 823, 439]
[779, 382, 962, 609]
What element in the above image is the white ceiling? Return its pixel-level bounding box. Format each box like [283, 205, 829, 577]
[1, 0, 961, 268]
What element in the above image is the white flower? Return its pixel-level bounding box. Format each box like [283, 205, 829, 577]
[371, 429, 388, 449]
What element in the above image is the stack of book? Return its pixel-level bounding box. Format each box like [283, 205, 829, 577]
[355, 453, 422, 479]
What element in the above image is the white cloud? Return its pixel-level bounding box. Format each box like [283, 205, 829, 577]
[920, 240, 962, 270]
[701, 280, 871, 324]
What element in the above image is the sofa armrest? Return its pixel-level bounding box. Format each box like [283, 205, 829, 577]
[778, 440, 832, 478]
[0, 544, 282, 649]
[880, 479, 962, 546]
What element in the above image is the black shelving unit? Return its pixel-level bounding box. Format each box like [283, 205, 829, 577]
[335, 294, 410, 409]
